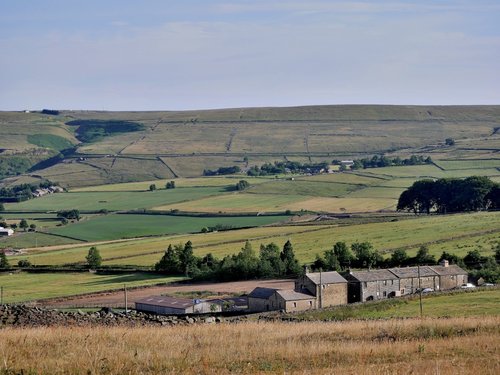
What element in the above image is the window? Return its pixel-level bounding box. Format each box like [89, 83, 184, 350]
[309, 301, 313, 307]
[391, 280, 394, 285]
[383, 280, 387, 286]
[383, 291, 387, 297]
[293, 302, 297, 308]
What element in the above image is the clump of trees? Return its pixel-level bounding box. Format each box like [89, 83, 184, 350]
[57, 209, 81, 221]
[341, 155, 432, 170]
[149, 184, 157, 191]
[397, 176, 499, 214]
[165, 181, 175, 189]
[235, 180, 250, 191]
[155, 240, 301, 281]
[0, 251, 9, 269]
[203, 166, 241, 176]
[247, 161, 328, 176]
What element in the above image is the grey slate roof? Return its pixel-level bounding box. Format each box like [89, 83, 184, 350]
[345, 269, 399, 282]
[248, 287, 277, 299]
[305, 271, 347, 285]
[275, 290, 315, 301]
[430, 264, 468, 276]
[135, 295, 197, 309]
[388, 266, 438, 278]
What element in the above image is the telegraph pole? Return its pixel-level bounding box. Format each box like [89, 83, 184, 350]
[1, 286, 3, 305]
[319, 269, 323, 309]
[124, 284, 128, 315]
[417, 265, 423, 318]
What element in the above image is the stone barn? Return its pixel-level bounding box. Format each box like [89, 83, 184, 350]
[295, 271, 348, 307]
[388, 266, 439, 295]
[135, 296, 220, 315]
[344, 269, 400, 303]
[430, 260, 468, 290]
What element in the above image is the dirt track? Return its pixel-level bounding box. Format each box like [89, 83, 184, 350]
[39, 279, 295, 308]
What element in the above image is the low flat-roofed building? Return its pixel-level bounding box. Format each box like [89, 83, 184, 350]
[135, 295, 221, 315]
[0, 227, 14, 236]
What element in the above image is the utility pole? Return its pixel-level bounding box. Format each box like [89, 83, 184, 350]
[1, 286, 3, 305]
[124, 284, 128, 315]
[319, 269, 323, 309]
[417, 265, 423, 318]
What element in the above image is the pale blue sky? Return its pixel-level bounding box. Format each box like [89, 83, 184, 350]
[1, 0, 499, 110]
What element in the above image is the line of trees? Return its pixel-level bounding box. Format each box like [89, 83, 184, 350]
[0, 180, 56, 202]
[343, 155, 432, 170]
[155, 240, 302, 281]
[247, 161, 328, 176]
[203, 166, 241, 176]
[397, 176, 499, 214]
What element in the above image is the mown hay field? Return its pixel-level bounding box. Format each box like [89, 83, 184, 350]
[12, 212, 500, 267]
[0, 272, 183, 303]
[0, 317, 498, 374]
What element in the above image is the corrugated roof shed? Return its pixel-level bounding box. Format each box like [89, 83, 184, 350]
[346, 269, 399, 282]
[306, 271, 347, 285]
[430, 264, 468, 276]
[276, 290, 315, 301]
[389, 266, 438, 278]
[248, 287, 277, 299]
[135, 296, 196, 309]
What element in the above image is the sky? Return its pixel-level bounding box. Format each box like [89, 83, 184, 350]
[1, 0, 499, 110]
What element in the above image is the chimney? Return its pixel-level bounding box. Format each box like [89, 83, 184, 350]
[440, 259, 449, 267]
[303, 265, 310, 274]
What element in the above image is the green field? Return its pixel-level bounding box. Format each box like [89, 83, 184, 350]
[5, 186, 226, 212]
[46, 213, 291, 242]
[0, 272, 184, 303]
[11, 212, 499, 267]
[294, 288, 500, 320]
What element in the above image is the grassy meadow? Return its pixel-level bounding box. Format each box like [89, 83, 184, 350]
[9, 212, 499, 267]
[0, 316, 498, 374]
[0, 272, 183, 303]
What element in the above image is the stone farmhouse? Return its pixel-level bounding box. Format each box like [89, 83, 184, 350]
[248, 271, 348, 313]
[345, 260, 468, 303]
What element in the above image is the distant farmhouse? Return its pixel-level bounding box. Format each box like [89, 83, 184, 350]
[134, 261, 468, 316]
[0, 227, 14, 236]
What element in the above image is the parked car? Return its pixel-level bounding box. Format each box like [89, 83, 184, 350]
[421, 288, 434, 293]
[460, 283, 476, 289]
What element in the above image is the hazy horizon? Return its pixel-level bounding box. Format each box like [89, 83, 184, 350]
[2, 0, 499, 111]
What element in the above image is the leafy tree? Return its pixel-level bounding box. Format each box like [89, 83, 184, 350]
[17, 259, 31, 267]
[0, 251, 9, 269]
[29, 224, 36, 231]
[233, 241, 259, 279]
[165, 181, 176, 189]
[149, 184, 157, 191]
[390, 249, 409, 267]
[259, 242, 285, 277]
[351, 242, 382, 268]
[280, 240, 301, 276]
[179, 241, 196, 276]
[0, 203, 4, 212]
[10, 223, 17, 230]
[463, 249, 484, 269]
[19, 219, 29, 231]
[438, 251, 465, 268]
[445, 138, 455, 146]
[495, 243, 500, 265]
[155, 244, 181, 273]
[413, 245, 436, 265]
[86, 246, 102, 269]
[236, 180, 250, 191]
[57, 209, 80, 221]
[323, 249, 340, 271]
[332, 241, 353, 270]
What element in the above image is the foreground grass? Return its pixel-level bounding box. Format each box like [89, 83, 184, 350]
[0, 317, 498, 374]
[0, 272, 184, 303]
[293, 288, 500, 321]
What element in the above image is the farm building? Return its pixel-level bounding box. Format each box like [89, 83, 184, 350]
[247, 287, 317, 313]
[135, 296, 221, 315]
[207, 297, 249, 312]
[430, 260, 468, 289]
[344, 269, 400, 303]
[0, 227, 14, 236]
[388, 266, 439, 295]
[295, 271, 348, 308]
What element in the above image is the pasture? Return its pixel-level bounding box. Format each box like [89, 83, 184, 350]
[0, 272, 184, 303]
[10, 212, 499, 267]
[45, 213, 291, 242]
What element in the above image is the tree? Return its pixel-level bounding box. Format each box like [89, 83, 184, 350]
[19, 219, 29, 231]
[236, 180, 250, 191]
[390, 249, 409, 267]
[323, 249, 340, 271]
[352, 242, 382, 268]
[0, 203, 4, 212]
[29, 224, 36, 231]
[332, 241, 353, 270]
[179, 241, 196, 276]
[155, 244, 181, 274]
[0, 251, 9, 269]
[17, 259, 31, 267]
[57, 209, 80, 221]
[259, 242, 285, 277]
[280, 240, 301, 276]
[165, 181, 176, 189]
[414, 245, 436, 265]
[149, 184, 157, 192]
[86, 246, 102, 269]
[445, 138, 455, 146]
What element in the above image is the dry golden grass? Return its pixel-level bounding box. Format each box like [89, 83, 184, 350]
[0, 317, 498, 374]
